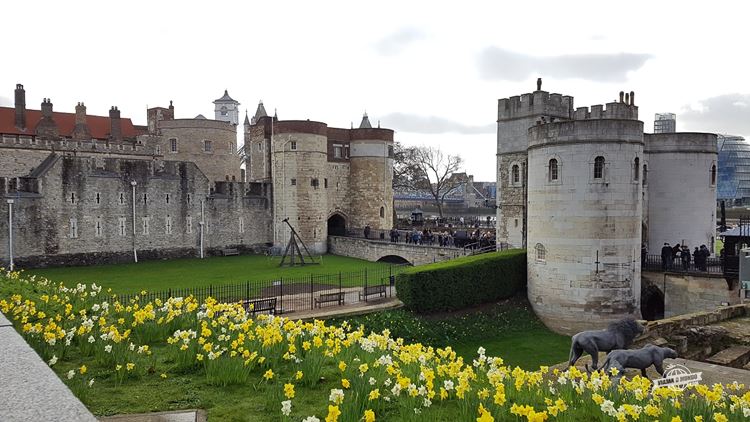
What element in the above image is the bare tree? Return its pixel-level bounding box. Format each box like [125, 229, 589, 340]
[411, 146, 464, 218]
[392, 141, 421, 191]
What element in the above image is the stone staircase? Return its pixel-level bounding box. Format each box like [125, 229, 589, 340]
[706, 346, 750, 369]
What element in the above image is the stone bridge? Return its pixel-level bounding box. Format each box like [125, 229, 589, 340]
[328, 236, 467, 266]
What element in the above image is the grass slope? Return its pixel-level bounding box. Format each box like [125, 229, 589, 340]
[28, 255, 391, 294]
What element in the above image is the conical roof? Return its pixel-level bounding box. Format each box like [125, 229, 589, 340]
[243, 110, 250, 126]
[251, 101, 268, 124]
[359, 112, 372, 129]
[213, 89, 237, 103]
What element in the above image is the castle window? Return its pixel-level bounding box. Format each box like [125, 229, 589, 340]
[142, 217, 150, 235]
[170, 138, 178, 153]
[95, 218, 102, 237]
[119, 192, 125, 205]
[711, 164, 717, 186]
[535, 243, 546, 262]
[324, 178, 328, 188]
[291, 178, 297, 186]
[187, 194, 191, 204]
[333, 144, 343, 158]
[634, 157, 640, 181]
[549, 159, 558, 181]
[165, 193, 170, 204]
[594, 156, 605, 179]
[186, 215, 193, 234]
[380, 207, 385, 218]
[229, 142, 235, 154]
[290, 141, 297, 150]
[69, 218, 78, 238]
[220, 106, 227, 116]
[344, 146, 349, 158]
[70, 192, 76, 204]
[511, 164, 520, 184]
[204, 140, 212, 152]
[155, 144, 161, 155]
[239, 216, 244, 234]
[311, 178, 319, 188]
[514, 219, 519, 228]
[118, 217, 126, 236]
[95, 192, 101, 204]
[165, 216, 172, 234]
[388, 145, 394, 158]
[143, 193, 148, 204]
[643, 164, 648, 186]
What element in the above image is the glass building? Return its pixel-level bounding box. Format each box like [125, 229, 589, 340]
[717, 134, 750, 206]
[654, 113, 676, 133]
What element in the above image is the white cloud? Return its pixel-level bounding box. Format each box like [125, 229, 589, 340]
[477, 47, 653, 82]
[382, 112, 494, 135]
[373, 27, 424, 56]
[681, 94, 750, 136]
[0, 96, 10, 107]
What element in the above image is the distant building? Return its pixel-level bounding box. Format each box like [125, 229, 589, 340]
[717, 134, 750, 206]
[654, 112, 676, 133]
[213, 90, 240, 125]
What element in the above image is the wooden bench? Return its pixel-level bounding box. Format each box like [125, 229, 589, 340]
[314, 292, 345, 308]
[359, 284, 387, 302]
[243, 297, 277, 316]
[221, 248, 240, 256]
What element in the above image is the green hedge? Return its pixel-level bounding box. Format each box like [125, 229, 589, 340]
[395, 249, 526, 313]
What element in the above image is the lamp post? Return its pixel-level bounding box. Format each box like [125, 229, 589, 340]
[130, 181, 138, 263]
[7, 198, 14, 271]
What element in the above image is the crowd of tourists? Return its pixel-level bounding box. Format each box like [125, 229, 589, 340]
[652, 242, 713, 271]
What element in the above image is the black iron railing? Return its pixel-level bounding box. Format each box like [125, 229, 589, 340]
[641, 254, 730, 276]
[344, 227, 496, 250]
[116, 265, 407, 314]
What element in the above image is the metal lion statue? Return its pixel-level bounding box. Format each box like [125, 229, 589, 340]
[601, 345, 678, 378]
[568, 318, 645, 371]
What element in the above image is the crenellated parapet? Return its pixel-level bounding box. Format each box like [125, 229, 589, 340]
[497, 90, 574, 121]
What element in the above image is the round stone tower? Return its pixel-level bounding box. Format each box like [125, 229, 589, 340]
[644, 132, 717, 255]
[527, 116, 644, 334]
[348, 114, 395, 234]
[271, 121, 329, 254]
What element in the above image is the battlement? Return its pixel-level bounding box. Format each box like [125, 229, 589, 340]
[497, 90, 574, 121]
[0, 133, 147, 155]
[572, 102, 639, 121]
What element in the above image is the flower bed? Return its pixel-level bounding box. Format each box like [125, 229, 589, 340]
[1, 269, 748, 421]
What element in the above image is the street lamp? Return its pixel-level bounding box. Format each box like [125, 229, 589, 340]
[7, 198, 14, 271]
[130, 181, 138, 263]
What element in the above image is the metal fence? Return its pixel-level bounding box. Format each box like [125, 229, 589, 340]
[345, 227, 495, 249]
[641, 254, 726, 275]
[116, 265, 408, 314]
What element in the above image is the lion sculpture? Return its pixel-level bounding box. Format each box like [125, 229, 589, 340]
[601, 345, 678, 378]
[568, 319, 644, 371]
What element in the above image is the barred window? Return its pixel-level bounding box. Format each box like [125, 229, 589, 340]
[535, 243, 546, 262]
[634, 157, 640, 181]
[204, 140, 212, 152]
[594, 156, 605, 179]
[512, 164, 520, 184]
[549, 159, 558, 181]
[170, 138, 178, 153]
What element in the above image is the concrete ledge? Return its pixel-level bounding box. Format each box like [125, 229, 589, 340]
[0, 311, 97, 422]
[98, 409, 207, 422]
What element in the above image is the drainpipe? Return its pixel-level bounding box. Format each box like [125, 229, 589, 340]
[199, 199, 205, 259]
[130, 181, 138, 263]
[7, 199, 14, 271]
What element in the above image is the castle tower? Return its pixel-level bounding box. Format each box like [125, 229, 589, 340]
[271, 121, 329, 254]
[213, 90, 240, 125]
[496, 79, 574, 248]
[526, 101, 643, 334]
[348, 114, 395, 232]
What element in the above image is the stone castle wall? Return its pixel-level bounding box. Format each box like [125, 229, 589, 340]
[0, 156, 273, 268]
[642, 271, 740, 318]
[349, 136, 394, 231]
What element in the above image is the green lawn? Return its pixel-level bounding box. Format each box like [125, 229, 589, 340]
[330, 295, 571, 370]
[28, 255, 392, 294]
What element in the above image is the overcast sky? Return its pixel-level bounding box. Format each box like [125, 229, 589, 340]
[2, 1, 749, 181]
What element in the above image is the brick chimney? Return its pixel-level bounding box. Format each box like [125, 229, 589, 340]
[14, 84, 26, 130]
[71, 102, 91, 140]
[109, 106, 122, 140]
[35, 98, 59, 138]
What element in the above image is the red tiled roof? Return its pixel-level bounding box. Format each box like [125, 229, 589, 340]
[0, 106, 144, 139]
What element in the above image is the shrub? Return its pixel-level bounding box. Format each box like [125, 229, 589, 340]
[395, 249, 526, 313]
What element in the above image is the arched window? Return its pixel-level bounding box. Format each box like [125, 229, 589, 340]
[594, 156, 605, 179]
[379, 206, 385, 218]
[634, 157, 640, 181]
[535, 243, 546, 262]
[711, 164, 716, 186]
[642, 164, 648, 186]
[549, 159, 559, 181]
[511, 164, 520, 184]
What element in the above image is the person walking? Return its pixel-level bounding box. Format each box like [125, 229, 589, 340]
[672, 243, 681, 270]
[661, 242, 672, 271]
